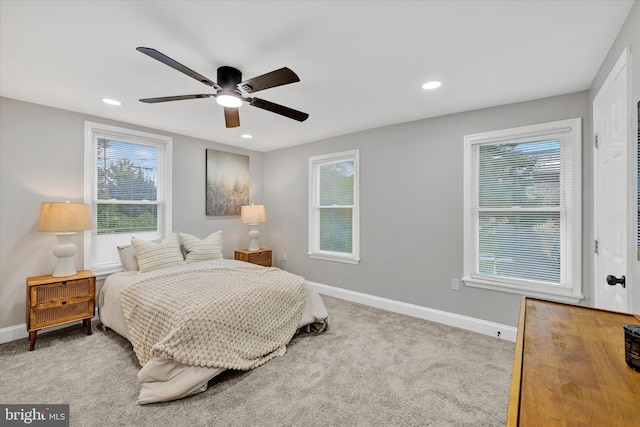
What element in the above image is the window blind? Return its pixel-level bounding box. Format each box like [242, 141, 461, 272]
[472, 133, 573, 287]
[319, 161, 354, 253]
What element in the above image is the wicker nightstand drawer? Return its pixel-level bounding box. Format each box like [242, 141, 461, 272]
[235, 249, 272, 267]
[26, 270, 96, 351]
[31, 300, 93, 330]
[29, 277, 93, 307]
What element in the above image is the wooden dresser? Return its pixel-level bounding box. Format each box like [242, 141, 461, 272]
[507, 297, 640, 426]
[26, 270, 96, 351]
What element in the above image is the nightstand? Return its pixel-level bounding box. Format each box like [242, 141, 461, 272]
[234, 248, 272, 267]
[26, 270, 96, 351]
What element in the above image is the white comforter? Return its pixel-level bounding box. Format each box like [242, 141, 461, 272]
[99, 259, 328, 404]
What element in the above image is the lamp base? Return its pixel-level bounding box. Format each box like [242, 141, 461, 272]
[51, 232, 78, 277]
[52, 258, 77, 278]
[248, 225, 260, 251]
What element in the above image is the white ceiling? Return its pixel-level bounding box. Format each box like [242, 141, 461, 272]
[0, 1, 634, 152]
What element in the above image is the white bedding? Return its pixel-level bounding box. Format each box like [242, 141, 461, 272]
[99, 259, 328, 404]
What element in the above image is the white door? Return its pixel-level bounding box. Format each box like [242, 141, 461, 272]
[593, 49, 629, 312]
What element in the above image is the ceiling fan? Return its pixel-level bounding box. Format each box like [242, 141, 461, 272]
[136, 47, 309, 128]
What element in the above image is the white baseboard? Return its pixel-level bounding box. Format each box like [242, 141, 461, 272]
[1, 323, 30, 344]
[307, 281, 517, 342]
[0, 313, 99, 345]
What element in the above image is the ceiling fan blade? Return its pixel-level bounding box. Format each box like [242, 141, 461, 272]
[224, 107, 240, 128]
[249, 98, 309, 122]
[239, 67, 300, 94]
[139, 94, 213, 103]
[137, 47, 217, 87]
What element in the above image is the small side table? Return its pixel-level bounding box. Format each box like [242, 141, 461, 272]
[26, 270, 96, 351]
[234, 248, 272, 267]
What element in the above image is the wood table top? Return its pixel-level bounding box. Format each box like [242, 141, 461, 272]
[508, 297, 640, 426]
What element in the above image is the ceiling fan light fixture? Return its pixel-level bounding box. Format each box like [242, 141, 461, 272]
[216, 92, 243, 108]
[136, 48, 308, 127]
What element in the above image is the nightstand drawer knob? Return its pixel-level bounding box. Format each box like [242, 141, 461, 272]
[61, 301, 67, 305]
[62, 281, 67, 286]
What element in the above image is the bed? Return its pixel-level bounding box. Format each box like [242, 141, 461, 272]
[98, 231, 328, 404]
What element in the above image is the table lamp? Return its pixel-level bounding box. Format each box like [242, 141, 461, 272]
[37, 201, 93, 277]
[240, 204, 266, 251]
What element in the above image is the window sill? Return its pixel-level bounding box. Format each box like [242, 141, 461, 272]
[87, 264, 124, 281]
[462, 276, 583, 304]
[308, 252, 360, 265]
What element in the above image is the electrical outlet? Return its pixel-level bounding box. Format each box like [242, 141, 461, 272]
[451, 278, 460, 291]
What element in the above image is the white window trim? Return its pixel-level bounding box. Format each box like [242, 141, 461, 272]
[462, 118, 582, 303]
[308, 149, 360, 264]
[83, 121, 173, 277]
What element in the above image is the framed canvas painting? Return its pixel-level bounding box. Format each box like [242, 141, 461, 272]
[205, 149, 249, 216]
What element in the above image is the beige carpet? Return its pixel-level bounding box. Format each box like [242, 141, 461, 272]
[0, 296, 514, 427]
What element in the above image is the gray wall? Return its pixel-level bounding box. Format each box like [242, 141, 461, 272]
[263, 92, 590, 327]
[2, 2, 636, 332]
[0, 97, 264, 329]
[589, 0, 640, 312]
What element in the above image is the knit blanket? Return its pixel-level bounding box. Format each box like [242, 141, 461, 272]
[121, 266, 307, 370]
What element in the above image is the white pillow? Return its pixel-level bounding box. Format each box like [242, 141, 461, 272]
[117, 244, 139, 271]
[131, 232, 185, 273]
[180, 231, 223, 263]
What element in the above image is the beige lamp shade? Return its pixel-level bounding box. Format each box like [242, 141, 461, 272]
[37, 202, 93, 232]
[240, 204, 266, 224]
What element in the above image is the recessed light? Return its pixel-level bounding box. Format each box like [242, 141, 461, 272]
[241, 134, 253, 139]
[102, 98, 122, 106]
[422, 81, 442, 90]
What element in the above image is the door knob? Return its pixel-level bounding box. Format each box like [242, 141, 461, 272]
[606, 275, 626, 288]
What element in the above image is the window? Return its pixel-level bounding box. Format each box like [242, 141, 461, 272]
[463, 118, 582, 302]
[309, 150, 360, 264]
[84, 122, 172, 275]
